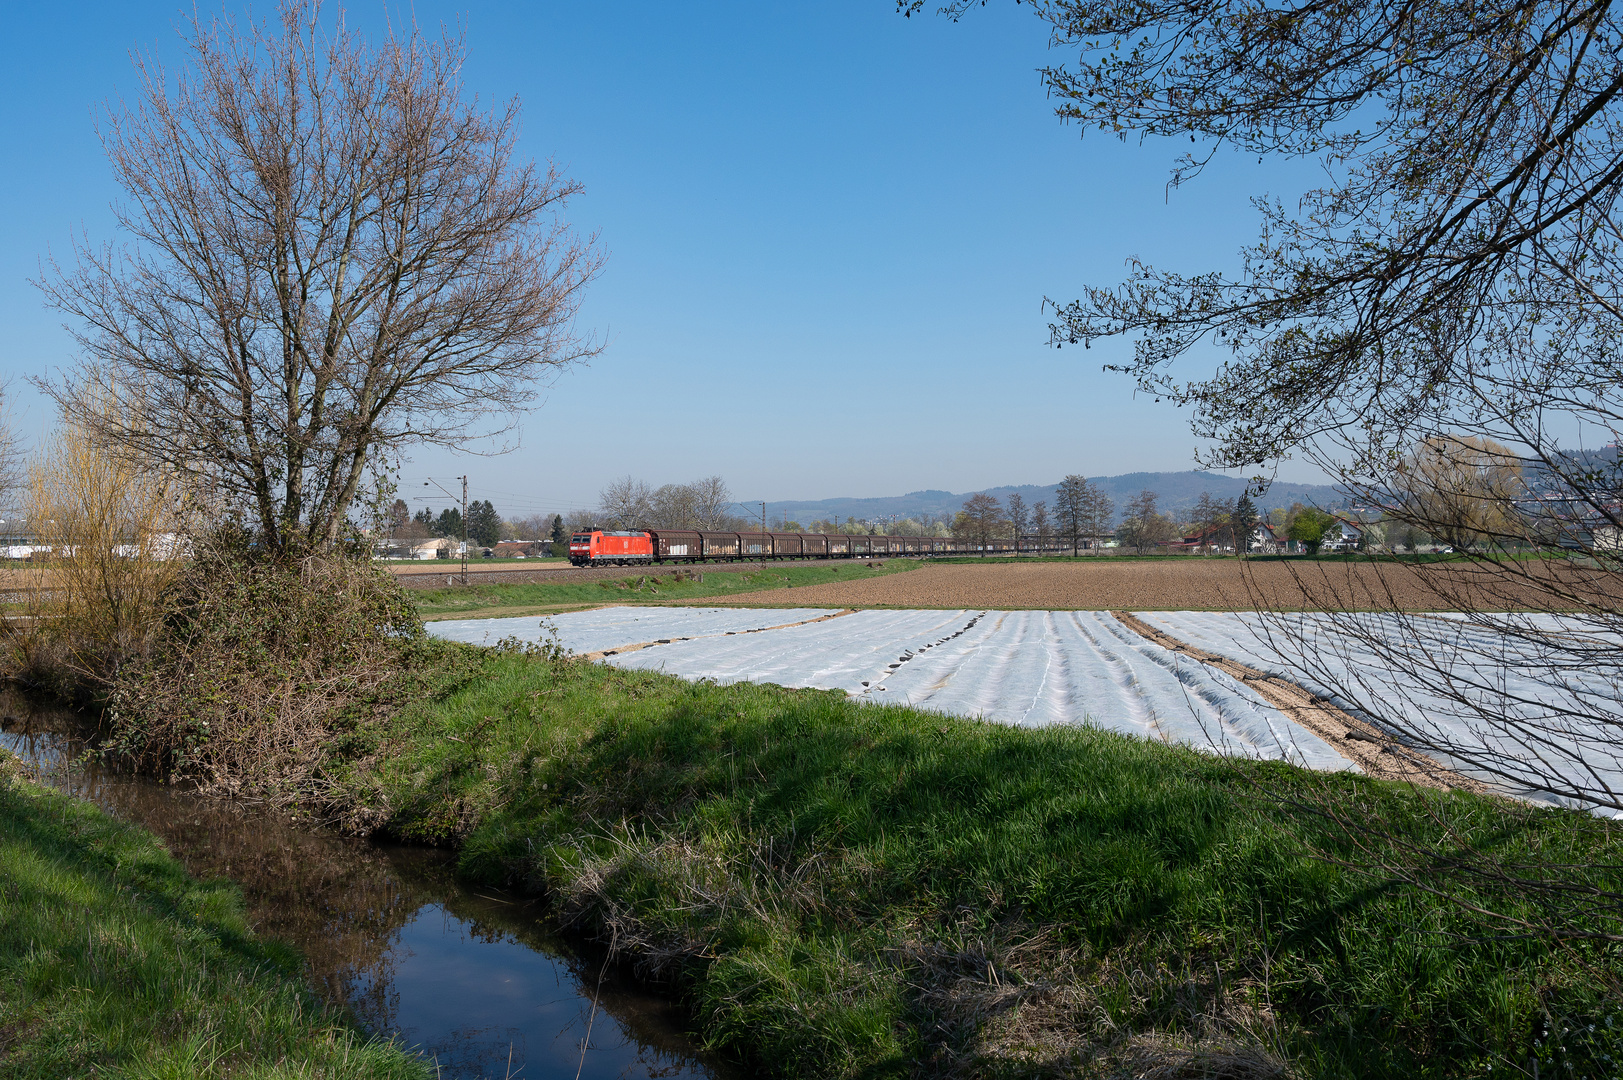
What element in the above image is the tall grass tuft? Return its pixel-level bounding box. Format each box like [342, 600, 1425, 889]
[2, 390, 186, 696]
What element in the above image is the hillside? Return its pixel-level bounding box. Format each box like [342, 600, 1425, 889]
[765, 470, 1343, 527]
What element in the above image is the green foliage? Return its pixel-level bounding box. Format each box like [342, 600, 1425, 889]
[1287, 506, 1336, 554]
[326, 652, 1623, 1078]
[433, 507, 462, 539]
[1233, 491, 1258, 549]
[0, 760, 427, 1078]
[466, 499, 500, 547]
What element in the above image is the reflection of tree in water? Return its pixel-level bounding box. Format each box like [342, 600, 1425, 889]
[0, 692, 733, 1080]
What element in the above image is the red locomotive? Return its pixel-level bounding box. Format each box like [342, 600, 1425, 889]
[567, 527, 1012, 566]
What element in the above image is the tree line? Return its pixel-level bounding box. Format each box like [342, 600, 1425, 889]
[374, 452, 1517, 557]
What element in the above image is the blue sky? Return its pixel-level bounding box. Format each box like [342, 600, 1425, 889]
[0, 2, 1324, 521]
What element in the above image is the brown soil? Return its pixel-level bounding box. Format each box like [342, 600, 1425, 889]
[701, 558, 1614, 612]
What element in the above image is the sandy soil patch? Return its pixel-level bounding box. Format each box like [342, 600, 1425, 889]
[702, 558, 1609, 612]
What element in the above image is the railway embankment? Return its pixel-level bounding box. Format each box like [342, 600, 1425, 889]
[408, 558, 920, 619]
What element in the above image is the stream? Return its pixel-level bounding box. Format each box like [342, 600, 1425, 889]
[0, 690, 735, 1080]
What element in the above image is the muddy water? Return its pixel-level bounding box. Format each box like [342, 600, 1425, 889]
[0, 692, 733, 1080]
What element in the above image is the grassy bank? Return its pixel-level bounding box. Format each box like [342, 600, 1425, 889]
[324, 645, 1623, 1079]
[412, 559, 920, 620]
[0, 752, 427, 1079]
[381, 556, 568, 567]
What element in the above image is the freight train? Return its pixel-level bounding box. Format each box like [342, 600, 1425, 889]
[567, 528, 1020, 567]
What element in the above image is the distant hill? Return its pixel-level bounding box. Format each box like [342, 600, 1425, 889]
[765, 471, 1344, 527]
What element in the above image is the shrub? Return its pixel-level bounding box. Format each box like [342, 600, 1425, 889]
[103, 532, 431, 798]
[0, 393, 185, 698]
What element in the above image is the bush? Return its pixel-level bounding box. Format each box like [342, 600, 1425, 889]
[103, 533, 434, 799]
[0, 400, 184, 699]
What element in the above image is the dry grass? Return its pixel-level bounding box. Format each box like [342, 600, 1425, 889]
[902, 928, 1293, 1080]
[1, 394, 186, 693]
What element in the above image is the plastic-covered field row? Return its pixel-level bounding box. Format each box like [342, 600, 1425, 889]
[1137, 611, 1623, 813]
[428, 607, 1355, 772]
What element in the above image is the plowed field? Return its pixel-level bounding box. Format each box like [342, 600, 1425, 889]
[705, 558, 1610, 612]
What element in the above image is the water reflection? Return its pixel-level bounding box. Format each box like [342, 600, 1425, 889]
[0, 691, 727, 1080]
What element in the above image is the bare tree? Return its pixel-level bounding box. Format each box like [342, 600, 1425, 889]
[38, 2, 601, 557]
[1055, 475, 1088, 555]
[504, 513, 550, 541]
[598, 476, 652, 530]
[1081, 483, 1115, 552]
[959, 493, 1004, 549]
[1032, 500, 1051, 552]
[1006, 492, 1029, 554]
[648, 483, 697, 529]
[689, 476, 734, 531]
[1118, 489, 1173, 554]
[1191, 492, 1234, 554]
[0, 385, 22, 516]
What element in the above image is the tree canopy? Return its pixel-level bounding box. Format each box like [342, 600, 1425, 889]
[913, 0, 1623, 532]
[42, 2, 601, 556]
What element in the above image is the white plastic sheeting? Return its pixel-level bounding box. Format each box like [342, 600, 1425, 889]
[430, 606, 1354, 770]
[427, 607, 839, 655]
[1137, 610, 1623, 812]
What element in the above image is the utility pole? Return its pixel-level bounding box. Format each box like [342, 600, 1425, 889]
[423, 476, 470, 585]
[760, 501, 767, 566]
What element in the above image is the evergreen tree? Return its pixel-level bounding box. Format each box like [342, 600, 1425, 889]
[1232, 492, 1258, 553]
[467, 499, 501, 547]
[434, 507, 463, 539]
[549, 514, 565, 546]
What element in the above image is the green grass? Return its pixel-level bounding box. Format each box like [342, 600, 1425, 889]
[927, 552, 1489, 564]
[0, 755, 428, 1080]
[411, 559, 921, 619]
[379, 556, 568, 565]
[326, 646, 1623, 1079]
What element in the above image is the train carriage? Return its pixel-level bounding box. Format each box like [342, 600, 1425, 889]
[769, 532, 805, 557]
[700, 531, 741, 559]
[654, 529, 703, 560]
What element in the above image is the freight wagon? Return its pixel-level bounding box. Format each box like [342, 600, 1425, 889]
[568, 528, 1022, 566]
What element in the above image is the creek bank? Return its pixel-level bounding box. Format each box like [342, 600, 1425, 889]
[319, 644, 1623, 1079]
[0, 742, 426, 1079]
[0, 695, 733, 1080]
